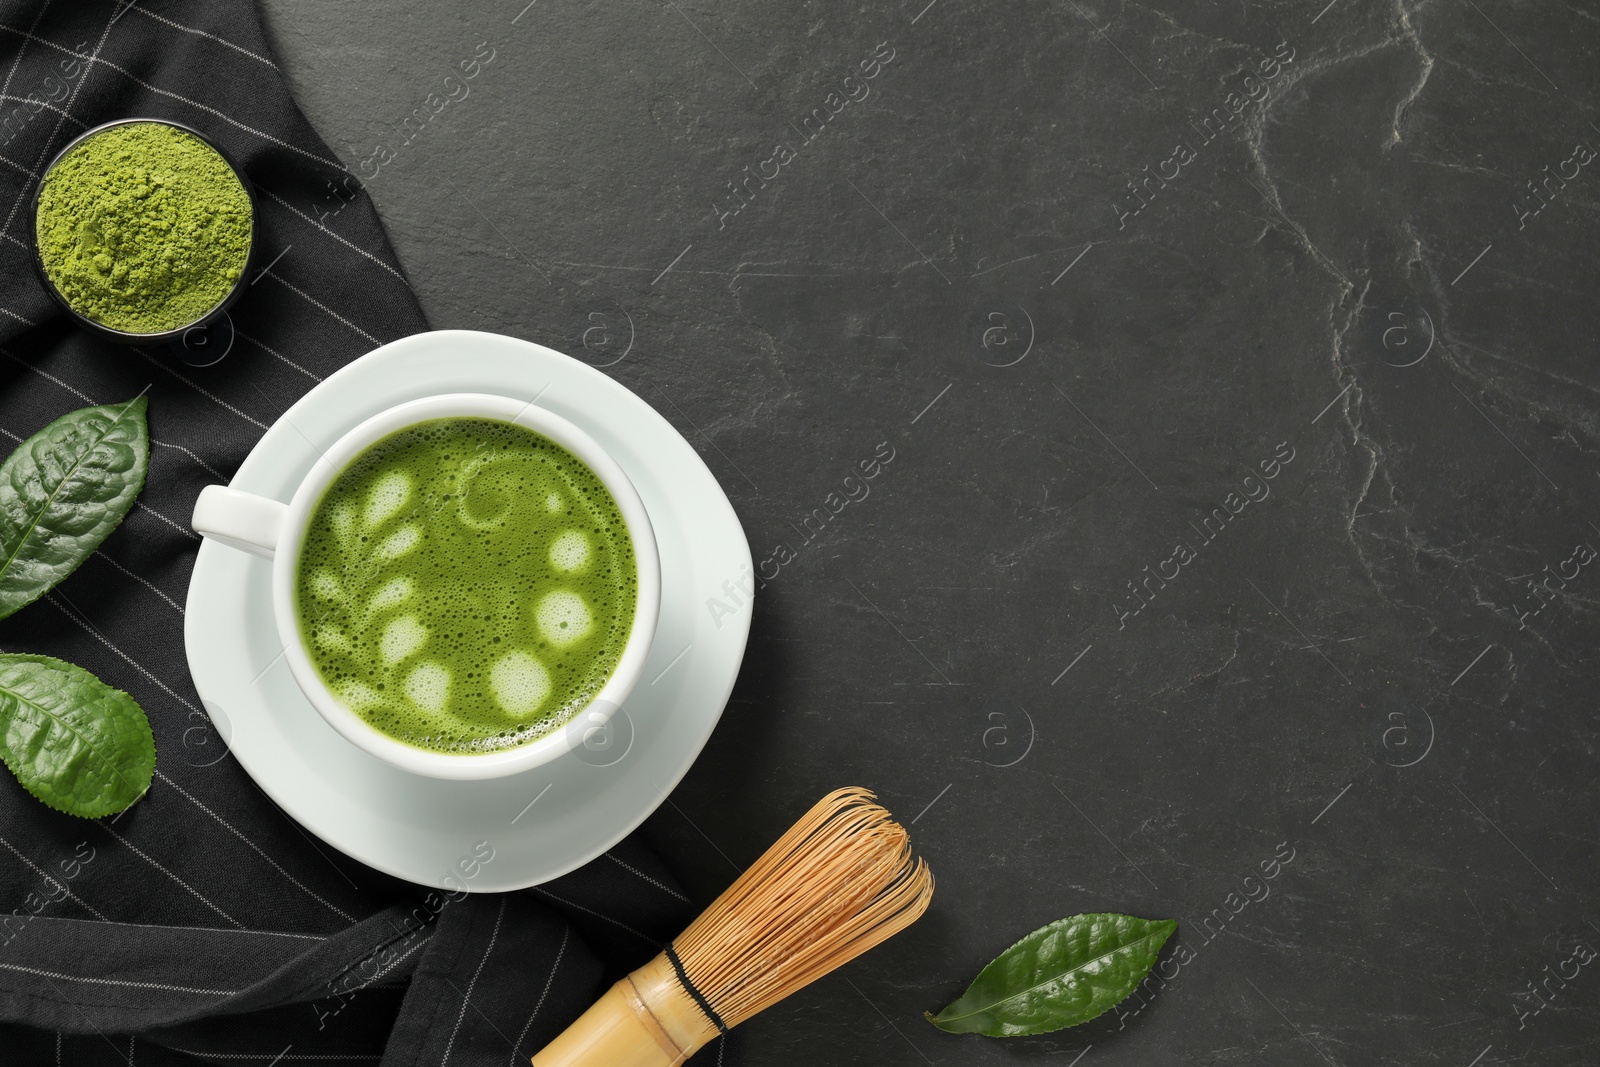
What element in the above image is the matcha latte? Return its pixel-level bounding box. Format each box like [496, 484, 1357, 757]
[294, 417, 638, 755]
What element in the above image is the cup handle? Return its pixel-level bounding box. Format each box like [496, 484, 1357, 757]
[192, 485, 287, 560]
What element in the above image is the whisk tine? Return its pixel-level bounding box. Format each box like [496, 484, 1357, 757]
[531, 787, 934, 1066]
[672, 788, 931, 1026]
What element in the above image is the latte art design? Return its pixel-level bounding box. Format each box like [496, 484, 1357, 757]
[294, 417, 637, 755]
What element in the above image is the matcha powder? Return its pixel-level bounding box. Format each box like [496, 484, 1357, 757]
[35, 122, 252, 334]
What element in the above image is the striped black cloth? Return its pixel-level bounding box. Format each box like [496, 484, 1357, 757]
[0, 2, 732, 1064]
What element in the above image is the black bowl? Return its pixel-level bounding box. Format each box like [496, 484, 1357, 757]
[28, 117, 258, 345]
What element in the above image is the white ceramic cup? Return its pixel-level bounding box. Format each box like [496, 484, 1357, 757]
[190, 392, 661, 780]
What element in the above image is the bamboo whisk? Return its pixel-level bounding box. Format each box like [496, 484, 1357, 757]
[531, 787, 934, 1067]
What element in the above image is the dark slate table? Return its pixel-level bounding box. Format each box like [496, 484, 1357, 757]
[260, 1, 1600, 1063]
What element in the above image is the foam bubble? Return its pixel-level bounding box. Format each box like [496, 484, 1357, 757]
[330, 502, 358, 546]
[314, 625, 353, 655]
[365, 576, 414, 616]
[365, 471, 412, 527]
[405, 662, 450, 711]
[489, 650, 551, 715]
[546, 492, 563, 512]
[376, 523, 422, 560]
[536, 590, 592, 647]
[338, 680, 383, 710]
[380, 615, 428, 664]
[549, 530, 589, 572]
[311, 570, 342, 600]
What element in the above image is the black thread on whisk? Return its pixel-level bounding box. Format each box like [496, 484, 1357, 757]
[664, 941, 728, 1034]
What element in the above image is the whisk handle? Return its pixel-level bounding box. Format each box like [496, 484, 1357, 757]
[531, 954, 715, 1067]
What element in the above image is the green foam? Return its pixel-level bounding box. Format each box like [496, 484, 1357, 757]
[294, 417, 638, 755]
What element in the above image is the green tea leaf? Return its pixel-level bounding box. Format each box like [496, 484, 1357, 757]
[0, 654, 155, 817]
[926, 913, 1177, 1037]
[0, 397, 149, 620]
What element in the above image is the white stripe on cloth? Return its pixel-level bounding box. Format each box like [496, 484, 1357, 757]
[526, 887, 658, 945]
[152, 437, 232, 481]
[0, 296, 349, 439]
[510, 924, 568, 1065]
[605, 852, 692, 903]
[153, 771, 356, 924]
[236, 327, 323, 382]
[0, 26, 348, 174]
[0, 346, 98, 402]
[0, 152, 42, 180]
[93, 550, 184, 614]
[43, 593, 204, 715]
[120, 4, 277, 68]
[0, 831, 109, 921]
[46, 917, 324, 940]
[367, 933, 429, 985]
[96, 822, 243, 929]
[260, 269, 381, 347]
[0, 961, 236, 996]
[440, 897, 506, 1067]
[256, 187, 408, 283]
[134, 499, 202, 540]
[153, 1052, 381, 1061]
[0, 151, 41, 181]
[0, 5, 125, 240]
[129, 347, 271, 430]
[0, 0, 51, 102]
[0, 92, 91, 128]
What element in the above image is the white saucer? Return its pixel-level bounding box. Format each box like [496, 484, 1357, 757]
[183, 330, 753, 891]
